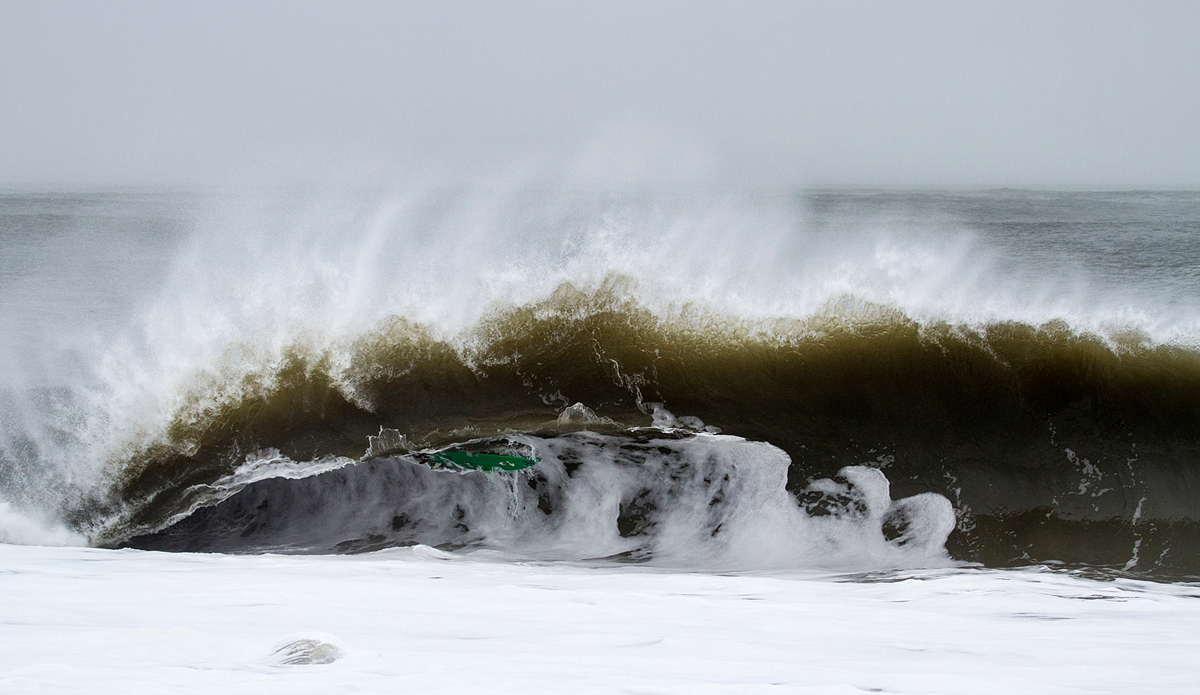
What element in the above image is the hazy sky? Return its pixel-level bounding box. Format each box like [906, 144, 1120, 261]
[2, 0, 1198, 187]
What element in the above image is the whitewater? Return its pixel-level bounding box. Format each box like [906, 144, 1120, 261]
[2, 186, 1199, 692]
[3, 543, 1198, 694]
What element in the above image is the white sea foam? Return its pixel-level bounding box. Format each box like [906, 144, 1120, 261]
[1, 543, 1197, 694]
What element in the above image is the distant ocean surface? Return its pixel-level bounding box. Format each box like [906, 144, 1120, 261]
[2, 188, 1199, 577]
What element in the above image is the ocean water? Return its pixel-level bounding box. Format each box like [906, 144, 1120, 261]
[1, 187, 1199, 692]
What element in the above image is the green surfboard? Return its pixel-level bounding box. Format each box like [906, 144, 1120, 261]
[423, 451, 540, 471]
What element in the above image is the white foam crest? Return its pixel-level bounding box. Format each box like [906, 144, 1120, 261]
[121, 187, 1189, 360]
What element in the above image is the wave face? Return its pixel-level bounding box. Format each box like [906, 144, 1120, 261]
[2, 188, 1200, 575]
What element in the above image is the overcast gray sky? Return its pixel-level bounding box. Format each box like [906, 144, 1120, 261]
[1, 0, 1197, 187]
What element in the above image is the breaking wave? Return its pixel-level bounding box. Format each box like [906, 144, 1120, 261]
[2, 189, 1199, 575]
[94, 286, 1200, 575]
